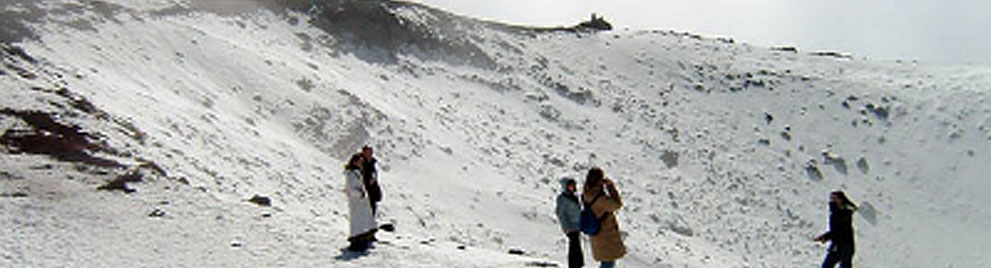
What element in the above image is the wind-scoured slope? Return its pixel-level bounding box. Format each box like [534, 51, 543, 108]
[1, 1, 990, 267]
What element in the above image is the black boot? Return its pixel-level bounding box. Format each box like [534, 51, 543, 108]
[347, 237, 369, 252]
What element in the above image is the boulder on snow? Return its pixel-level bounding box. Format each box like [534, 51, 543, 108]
[380, 223, 396, 232]
[856, 157, 870, 174]
[508, 248, 526, 255]
[97, 171, 143, 193]
[148, 208, 166, 218]
[822, 152, 848, 175]
[805, 161, 823, 181]
[248, 195, 272, 207]
[660, 150, 679, 168]
[865, 103, 890, 120]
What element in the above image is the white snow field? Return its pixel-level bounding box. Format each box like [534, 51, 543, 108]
[2, 0, 990, 267]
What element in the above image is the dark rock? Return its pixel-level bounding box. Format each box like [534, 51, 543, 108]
[780, 131, 792, 141]
[248, 195, 272, 207]
[295, 78, 315, 92]
[660, 150, 679, 168]
[148, 208, 166, 217]
[97, 172, 143, 193]
[744, 79, 766, 88]
[822, 152, 848, 175]
[2, 45, 37, 64]
[669, 223, 694, 237]
[457, 245, 466, 250]
[0, 109, 122, 168]
[525, 261, 559, 267]
[508, 248, 526, 255]
[576, 13, 612, 31]
[865, 103, 890, 120]
[138, 160, 168, 178]
[0, 171, 23, 180]
[856, 157, 870, 174]
[764, 113, 774, 124]
[379, 223, 396, 232]
[805, 162, 823, 181]
[0, 192, 28, 198]
[810, 51, 852, 59]
[758, 138, 771, 146]
[771, 46, 798, 53]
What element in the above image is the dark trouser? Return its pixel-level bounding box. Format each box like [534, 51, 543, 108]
[370, 201, 378, 216]
[566, 231, 584, 268]
[822, 245, 854, 268]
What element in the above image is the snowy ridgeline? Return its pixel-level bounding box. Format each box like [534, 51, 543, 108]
[2, 0, 991, 267]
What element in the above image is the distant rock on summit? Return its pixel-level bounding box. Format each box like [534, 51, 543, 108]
[576, 13, 612, 31]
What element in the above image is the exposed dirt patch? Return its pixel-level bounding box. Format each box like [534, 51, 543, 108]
[0, 109, 122, 168]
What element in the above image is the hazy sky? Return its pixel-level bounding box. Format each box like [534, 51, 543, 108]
[412, 0, 991, 64]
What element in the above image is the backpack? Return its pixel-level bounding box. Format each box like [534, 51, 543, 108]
[580, 193, 610, 235]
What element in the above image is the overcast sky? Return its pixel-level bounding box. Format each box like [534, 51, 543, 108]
[412, 0, 991, 64]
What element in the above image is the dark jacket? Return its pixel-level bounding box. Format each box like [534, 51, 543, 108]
[361, 156, 382, 203]
[820, 203, 856, 251]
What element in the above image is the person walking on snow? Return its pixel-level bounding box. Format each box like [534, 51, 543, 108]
[814, 191, 858, 268]
[344, 154, 377, 251]
[556, 178, 584, 268]
[582, 167, 627, 268]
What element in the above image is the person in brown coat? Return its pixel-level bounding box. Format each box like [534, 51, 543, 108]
[582, 167, 627, 268]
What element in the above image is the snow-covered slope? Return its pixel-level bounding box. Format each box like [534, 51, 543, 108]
[2, 1, 990, 267]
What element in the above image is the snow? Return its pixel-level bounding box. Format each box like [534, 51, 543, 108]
[2, 1, 991, 267]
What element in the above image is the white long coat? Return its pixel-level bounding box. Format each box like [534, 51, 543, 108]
[346, 169, 376, 238]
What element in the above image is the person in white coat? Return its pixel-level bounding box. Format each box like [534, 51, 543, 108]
[345, 154, 377, 251]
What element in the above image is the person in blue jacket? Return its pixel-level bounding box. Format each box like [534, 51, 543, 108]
[556, 178, 584, 268]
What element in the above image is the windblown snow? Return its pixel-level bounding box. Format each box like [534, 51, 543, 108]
[2, 0, 990, 267]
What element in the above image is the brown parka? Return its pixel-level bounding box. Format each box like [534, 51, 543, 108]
[582, 181, 627, 261]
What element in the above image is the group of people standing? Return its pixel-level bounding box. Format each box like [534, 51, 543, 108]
[555, 167, 627, 268]
[554, 168, 859, 268]
[342, 147, 858, 267]
[343, 146, 382, 252]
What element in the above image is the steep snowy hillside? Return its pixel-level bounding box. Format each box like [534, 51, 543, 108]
[2, 1, 990, 267]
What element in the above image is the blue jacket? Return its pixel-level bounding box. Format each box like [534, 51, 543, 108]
[555, 180, 582, 232]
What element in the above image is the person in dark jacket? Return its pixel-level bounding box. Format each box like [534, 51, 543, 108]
[360, 145, 382, 216]
[556, 178, 584, 268]
[814, 191, 858, 268]
[582, 167, 626, 268]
